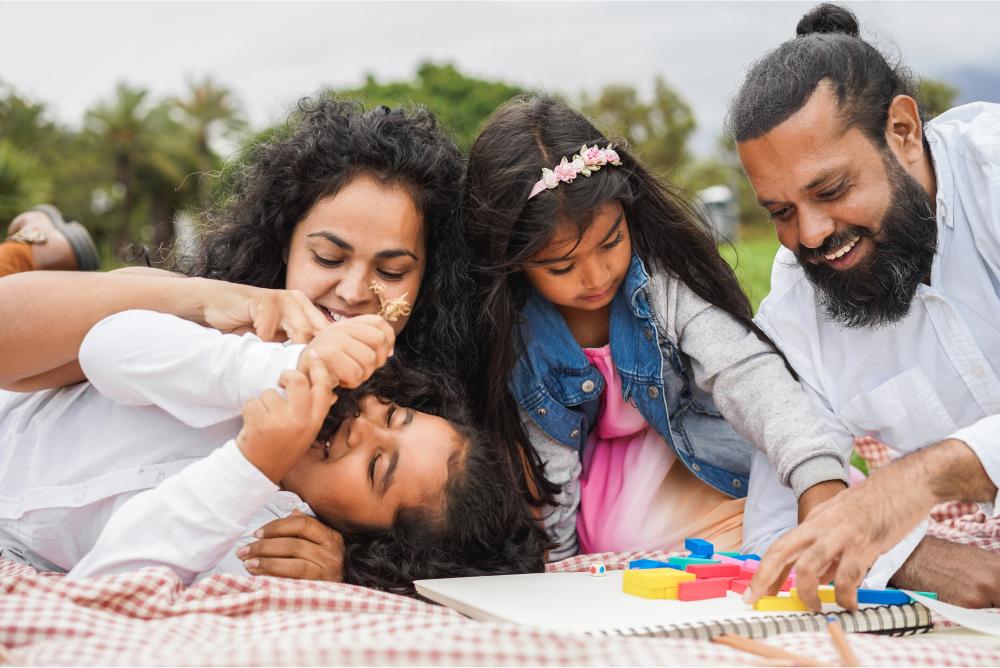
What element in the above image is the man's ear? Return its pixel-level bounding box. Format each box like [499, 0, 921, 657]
[884, 95, 925, 167]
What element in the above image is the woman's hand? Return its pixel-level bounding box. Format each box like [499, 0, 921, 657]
[297, 314, 396, 388]
[238, 510, 345, 582]
[198, 281, 330, 344]
[237, 352, 335, 483]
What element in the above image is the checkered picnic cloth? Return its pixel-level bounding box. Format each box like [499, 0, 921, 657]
[854, 438, 999, 549]
[3, 548, 1000, 666]
[1, 435, 997, 665]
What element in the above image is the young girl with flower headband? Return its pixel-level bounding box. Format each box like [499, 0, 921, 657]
[465, 94, 850, 560]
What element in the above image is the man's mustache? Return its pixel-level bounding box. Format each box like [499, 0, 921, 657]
[797, 225, 874, 262]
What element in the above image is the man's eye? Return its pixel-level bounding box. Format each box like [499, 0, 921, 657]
[818, 186, 843, 200]
[769, 207, 792, 221]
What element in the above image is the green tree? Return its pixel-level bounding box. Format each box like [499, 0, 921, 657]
[918, 77, 959, 119]
[171, 76, 247, 171]
[333, 62, 521, 152]
[0, 141, 51, 223]
[581, 76, 696, 176]
[85, 83, 201, 255]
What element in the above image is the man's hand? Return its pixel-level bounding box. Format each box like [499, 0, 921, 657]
[891, 536, 1000, 608]
[748, 438, 994, 611]
[748, 457, 937, 611]
[238, 510, 345, 582]
[797, 480, 847, 523]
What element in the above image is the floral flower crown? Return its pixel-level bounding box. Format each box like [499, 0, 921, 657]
[527, 143, 622, 200]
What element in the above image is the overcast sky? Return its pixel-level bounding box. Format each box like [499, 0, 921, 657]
[3, 1, 998, 155]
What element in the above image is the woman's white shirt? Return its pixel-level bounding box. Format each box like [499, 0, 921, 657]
[0, 310, 308, 582]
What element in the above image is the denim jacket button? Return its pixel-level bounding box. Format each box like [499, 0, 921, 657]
[644, 327, 654, 341]
[647, 386, 660, 399]
[570, 429, 580, 439]
[732, 479, 742, 489]
[691, 462, 701, 472]
[536, 407, 547, 416]
[581, 380, 595, 393]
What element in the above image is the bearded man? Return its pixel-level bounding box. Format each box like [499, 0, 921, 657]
[729, 3, 1000, 609]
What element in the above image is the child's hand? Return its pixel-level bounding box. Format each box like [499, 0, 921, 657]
[238, 510, 345, 582]
[297, 314, 396, 388]
[238, 351, 334, 483]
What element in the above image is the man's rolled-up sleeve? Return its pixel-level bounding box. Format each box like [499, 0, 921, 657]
[948, 414, 1000, 517]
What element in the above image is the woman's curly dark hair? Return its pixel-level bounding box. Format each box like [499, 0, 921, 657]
[177, 96, 475, 387]
[320, 360, 550, 595]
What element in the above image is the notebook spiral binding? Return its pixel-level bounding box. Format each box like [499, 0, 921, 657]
[600, 602, 933, 640]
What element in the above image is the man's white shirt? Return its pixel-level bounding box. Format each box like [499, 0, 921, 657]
[0, 310, 309, 583]
[751, 102, 1000, 585]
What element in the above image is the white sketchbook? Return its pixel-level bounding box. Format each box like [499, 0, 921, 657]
[415, 570, 932, 639]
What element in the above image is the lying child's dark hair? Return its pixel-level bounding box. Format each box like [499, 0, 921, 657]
[318, 360, 550, 595]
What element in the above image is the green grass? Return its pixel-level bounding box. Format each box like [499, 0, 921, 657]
[719, 231, 781, 313]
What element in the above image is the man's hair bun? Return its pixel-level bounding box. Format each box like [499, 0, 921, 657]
[796, 3, 860, 37]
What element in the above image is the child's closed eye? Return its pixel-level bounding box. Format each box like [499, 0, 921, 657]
[602, 232, 624, 250]
[547, 263, 575, 276]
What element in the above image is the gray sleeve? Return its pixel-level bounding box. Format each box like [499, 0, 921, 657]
[520, 410, 582, 562]
[666, 278, 847, 497]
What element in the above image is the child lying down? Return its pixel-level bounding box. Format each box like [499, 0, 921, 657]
[0, 310, 546, 593]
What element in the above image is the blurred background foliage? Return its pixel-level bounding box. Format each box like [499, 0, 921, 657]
[0, 64, 959, 307]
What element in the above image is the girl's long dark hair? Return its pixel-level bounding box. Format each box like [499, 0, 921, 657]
[465, 94, 777, 504]
[177, 96, 475, 390]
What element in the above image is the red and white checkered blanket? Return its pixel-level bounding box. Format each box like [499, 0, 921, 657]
[3, 510, 1000, 668]
[2, 439, 996, 666]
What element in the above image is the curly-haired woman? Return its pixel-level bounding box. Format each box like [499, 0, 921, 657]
[0, 97, 502, 584]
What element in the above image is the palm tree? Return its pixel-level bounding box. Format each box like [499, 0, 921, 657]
[172, 77, 247, 172]
[85, 83, 202, 256]
[84, 83, 154, 248]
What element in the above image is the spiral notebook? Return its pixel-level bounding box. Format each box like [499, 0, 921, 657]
[415, 570, 933, 640]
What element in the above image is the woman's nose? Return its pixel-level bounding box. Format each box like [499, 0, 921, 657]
[335, 267, 376, 307]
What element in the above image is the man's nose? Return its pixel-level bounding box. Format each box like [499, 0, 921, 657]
[797, 207, 837, 250]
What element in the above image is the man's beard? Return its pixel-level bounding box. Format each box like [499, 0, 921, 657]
[797, 155, 938, 329]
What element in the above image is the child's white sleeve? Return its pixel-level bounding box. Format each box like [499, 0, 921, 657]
[79, 310, 305, 428]
[67, 439, 277, 584]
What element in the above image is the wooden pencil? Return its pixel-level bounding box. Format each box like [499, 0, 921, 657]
[825, 616, 860, 666]
[713, 633, 833, 667]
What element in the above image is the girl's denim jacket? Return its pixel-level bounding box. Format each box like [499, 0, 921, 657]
[511, 254, 753, 491]
[509, 254, 846, 559]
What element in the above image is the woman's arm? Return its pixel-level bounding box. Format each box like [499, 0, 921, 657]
[0, 271, 328, 391]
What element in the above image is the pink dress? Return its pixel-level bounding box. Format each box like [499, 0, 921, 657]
[576, 345, 745, 554]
